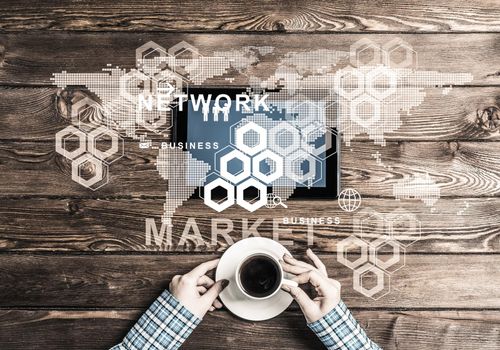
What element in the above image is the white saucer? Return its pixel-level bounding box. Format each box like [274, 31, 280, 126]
[215, 237, 294, 321]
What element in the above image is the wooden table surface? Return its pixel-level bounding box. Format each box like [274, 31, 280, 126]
[1, 1, 500, 349]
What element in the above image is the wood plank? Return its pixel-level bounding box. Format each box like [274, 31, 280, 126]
[0, 0, 500, 33]
[0, 33, 499, 86]
[0, 197, 498, 253]
[0, 141, 498, 197]
[2, 86, 500, 141]
[0, 254, 498, 309]
[0, 309, 499, 350]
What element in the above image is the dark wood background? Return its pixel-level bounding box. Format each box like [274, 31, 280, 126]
[0, 1, 500, 349]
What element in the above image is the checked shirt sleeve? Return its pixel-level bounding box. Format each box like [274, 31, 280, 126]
[110, 290, 201, 350]
[308, 300, 382, 350]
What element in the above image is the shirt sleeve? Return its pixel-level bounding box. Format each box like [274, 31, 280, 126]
[110, 289, 201, 350]
[308, 300, 382, 350]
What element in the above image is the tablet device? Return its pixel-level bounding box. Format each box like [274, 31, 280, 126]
[172, 88, 340, 198]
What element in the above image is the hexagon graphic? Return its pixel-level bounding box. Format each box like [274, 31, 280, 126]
[387, 209, 422, 247]
[71, 97, 106, 131]
[168, 41, 203, 82]
[350, 93, 381, 127]
[55, 126, 87, 160]
[269, 122, 301, 156]
[235, 122, 267, 156]
[333, 67, 365, 100]
[366, 66, 397, 100]
[359, 211, 388, 243]
[204, 178, 235, 212]
[71, 153, 109, 191]
[120, 69, 152, 103]
[136, 41, 169, 74]
[252, 150, 284, 184]
[369, 237, 405, 273]
[290, 101, 324, 128]
[285, 149, 318, 186]
[350, 38, 385, 67]
[336, 236, 369, 270]
[220, 149, 251, 184]
[236, 178, 267, 212]
[87, 126, 124, 164]
[383, 38, 417, 69]
[353, 263, 390, 299]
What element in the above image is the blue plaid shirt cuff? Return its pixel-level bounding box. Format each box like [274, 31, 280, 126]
[308, 300, 381, 350]
[110, 290, 201, 350]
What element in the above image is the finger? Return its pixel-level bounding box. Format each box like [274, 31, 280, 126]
[197, 286, 208, 294]
[292, 270, 336, 298]
[282, 285, 316, 314]
[209, 306, 215, 312]
[280, 260, 313, 275]
[213, 298, 223, 309]
[306, 249, 328, 276]
[198, 275, 215, 288]
[186, 259, 220, 279]
[283, 254, 316, 270]
[202, 279, 229, 306]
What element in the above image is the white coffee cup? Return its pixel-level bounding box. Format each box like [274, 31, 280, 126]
[236, 252, 298, 300]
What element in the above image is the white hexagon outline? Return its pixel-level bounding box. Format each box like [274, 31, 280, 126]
[382, 38, 418, 69]
[350, 93, 381, 128]
[336, 236, 369, 270]
[220, 149, 251, 184]
[290, 100, 324, 128]
[236, 177, 267, 212]
[333, 67, 365, 100]
[366, 66, 398, 100]
[268, 121, 301, 156]
[368, 236, 403, 271]
[252, 150, 284, 184]
[71, 153, 108, 190]
[136, 41, 171, 74]
[350, 38, 384, 67]
[386, 209, 422, 247]
[285, 149, 318, 185]
[87, 126, 124, 164]
[304, 125, 339, 160]
[353, 262, 389, 299]
[235, 121, 267, 156]
[168, 41, 204, 82]
[359, 211, 389, 242]
[55, 126, 87, 160]
[204, 178, 235, 212]
[120, 69, 152, 103]
[71, 97, 105, 129]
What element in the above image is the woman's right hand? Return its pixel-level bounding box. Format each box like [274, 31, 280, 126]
[281, 249, 341, 323]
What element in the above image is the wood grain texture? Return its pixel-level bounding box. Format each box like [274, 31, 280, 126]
[2, 86, 500, 141]
[0, 197, 498, 253]
[1, 254, 499, 309]
[1, 309, 500, 350]
[0, 141, 498, 197]
[0, 33, 500, 86]
[0, 0, 500, 33]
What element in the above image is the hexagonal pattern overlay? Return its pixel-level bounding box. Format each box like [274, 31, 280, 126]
[252, 150, 283, 184]
[369, 236, 405, 273]
[235, 122, 267, 156]
[236, 178, 267, 212]
[55, 126, 87, 160]
[220, 149, 251, 184]
[353, 262, 390, 299]
[71, 153, 108, 190]
[269, 122, 301, 156]
[350, 93, 381, 128]
[204, 178, 235, 212]
[337, 236, 369, 270]
[87, 126, 124, 164]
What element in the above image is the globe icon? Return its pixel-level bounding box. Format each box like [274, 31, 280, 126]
[338, 188, 362, 212]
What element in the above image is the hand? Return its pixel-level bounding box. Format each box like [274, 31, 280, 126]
[281, 249, 341, 323]
[169, 259, 229, 319]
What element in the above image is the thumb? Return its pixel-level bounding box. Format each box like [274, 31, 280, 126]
[282, 285, 316, 315]
[202, 279, 229, 305]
